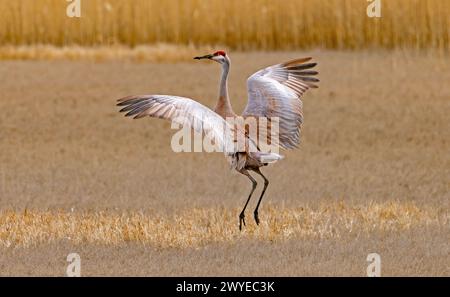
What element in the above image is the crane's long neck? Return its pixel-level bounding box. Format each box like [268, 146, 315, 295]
[215, 60, 235, 117]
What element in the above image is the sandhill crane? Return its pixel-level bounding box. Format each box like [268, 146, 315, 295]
[117, 51, 319, 230]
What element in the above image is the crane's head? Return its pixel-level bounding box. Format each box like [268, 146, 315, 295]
[194, 50, 228, 64]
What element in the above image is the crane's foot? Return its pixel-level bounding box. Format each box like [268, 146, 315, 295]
[254, 210, 260, 225]
[239, 212, 246, 231]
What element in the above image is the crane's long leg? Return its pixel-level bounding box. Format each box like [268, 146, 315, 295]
[252, 168, 269, 225]
[238, 169, 257, 231]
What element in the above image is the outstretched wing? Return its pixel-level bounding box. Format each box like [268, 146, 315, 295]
[117, 95, 246, 154]
[242, 57, 319, 149]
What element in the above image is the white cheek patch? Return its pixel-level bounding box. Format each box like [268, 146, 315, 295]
[212, 55, 225, 62]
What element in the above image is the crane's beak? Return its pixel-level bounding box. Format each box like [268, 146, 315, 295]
[194, 54, 213, 60]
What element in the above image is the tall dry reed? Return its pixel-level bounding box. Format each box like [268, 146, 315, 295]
[0, 0, 448, 50]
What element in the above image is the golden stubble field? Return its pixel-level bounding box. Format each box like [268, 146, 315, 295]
[0, 50, 449, 276]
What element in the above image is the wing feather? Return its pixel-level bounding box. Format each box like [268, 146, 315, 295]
[243, 57, 319, 149]
[117, 95, 246, 154]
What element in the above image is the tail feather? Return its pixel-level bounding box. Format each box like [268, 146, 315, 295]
[254, 152, 284, 164]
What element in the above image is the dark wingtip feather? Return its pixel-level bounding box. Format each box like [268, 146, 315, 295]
[287, 62, 317, 71]
[125, 108, 142, 117]
[294, 70, 319, 76]
[299, 77, 320, 83]
[282, 57, 312, 67]
[117, 96, 134, 104]
[133, 113, 147, 119]
[117, 95, 148, 106]
[119, 105, 134, 113]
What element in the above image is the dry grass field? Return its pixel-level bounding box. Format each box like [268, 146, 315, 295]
[0, 50, 448, 276]
[0, 0, 449, 50]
